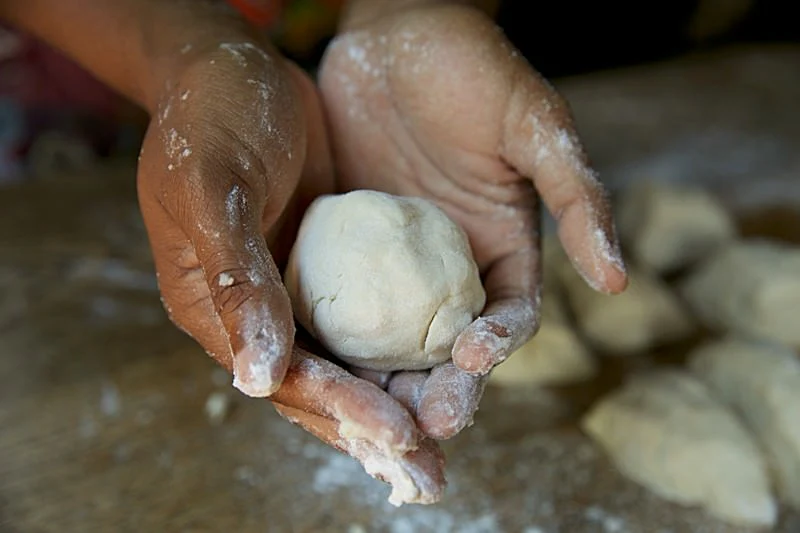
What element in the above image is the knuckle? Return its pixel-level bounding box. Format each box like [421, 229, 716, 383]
[209, 269, 257, 317]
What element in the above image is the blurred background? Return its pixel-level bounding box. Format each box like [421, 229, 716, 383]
[1, 0, 798, 185]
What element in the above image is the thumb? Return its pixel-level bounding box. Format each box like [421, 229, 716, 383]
[138, 157, 296, 397]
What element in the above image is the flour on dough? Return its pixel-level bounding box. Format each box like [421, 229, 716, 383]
[284, 190, 486, 372]
[582, 369, 777, 527]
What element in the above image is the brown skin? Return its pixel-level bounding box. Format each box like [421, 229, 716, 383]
[1, 0, 627, 500]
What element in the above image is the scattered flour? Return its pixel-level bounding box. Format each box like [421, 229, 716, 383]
[100, 381, 121, 417]
[205, 391, 231, 425]
[585, 506, 628, 533]
[164, 128, 191, 170]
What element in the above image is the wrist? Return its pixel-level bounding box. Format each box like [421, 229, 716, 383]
[339, 0, 499, 33]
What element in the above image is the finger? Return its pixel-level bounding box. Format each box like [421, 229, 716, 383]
[501, 71, 628, 294]
[415, 362, 488, 440]
[453, 222, 542, 375]
[387, 371, 429, 415]
[275, 404, 446, 506]
[271, 347, 418, 456]
[138, 154, 295, 398]
[189, 178, 295, 398]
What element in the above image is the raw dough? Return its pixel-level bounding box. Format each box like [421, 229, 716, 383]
[680, 238, 800, 347]
[615, 179, 736, 273]
[284, 190, 486, 372]
[488, 286, 596, 387]
[688, 337, 800, 508]
[555, 251, 693, 354]
[581, 369, 777, 527]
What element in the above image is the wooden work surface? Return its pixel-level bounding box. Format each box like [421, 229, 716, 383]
[1, 44, 800, 533]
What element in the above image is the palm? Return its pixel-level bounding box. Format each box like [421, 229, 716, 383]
[319, 7, 538, 272]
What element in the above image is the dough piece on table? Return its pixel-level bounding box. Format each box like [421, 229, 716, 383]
[688, 337, 800, 508]
[679, 239, 800, 347]
[284, 190, 486, 372]
[616, 179, 736, 273]
[556, 261, 693, 355]
[488, 287, 596, 387]
[581, 369, 777, 527]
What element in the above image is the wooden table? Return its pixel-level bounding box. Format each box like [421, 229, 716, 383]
[1, 44, 799, 533]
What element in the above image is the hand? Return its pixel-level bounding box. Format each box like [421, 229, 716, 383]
[319, 3, 628, 438]
[136, 34, 446, 504]
[137, 38, 323, 397]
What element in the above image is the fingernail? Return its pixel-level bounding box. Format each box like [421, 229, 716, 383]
[232, 326, 288, 397]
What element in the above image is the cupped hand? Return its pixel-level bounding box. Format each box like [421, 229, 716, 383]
[319, 3, 628, 439]
[135, 35, 445, 503]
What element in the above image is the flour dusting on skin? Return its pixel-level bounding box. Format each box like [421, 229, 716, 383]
[338, 438, 442, 507]
[220, 42, 272, 65]
[238, 153, 252, 171]
[232, 321, 286, 397]
[157, 98, 171, 126]
[219, 43, 247, 67]
[289, 353, 417, 456]
[326, 31, 396, 121]
[418, 363, 488, 436]
[164, 128, 191, 171]
[333, 399, 415, 458]
[593, 225, 625, 276]
[222, 179, 290, 398]
[246, 78, 277, 136]
[244, 237, 268, 287]
[526, 111, 625, 291]
[243, 73, 294, 160]
[362, 454, 420, 507]
[225, 184, 245, 228]
[454, 298, 538, 374]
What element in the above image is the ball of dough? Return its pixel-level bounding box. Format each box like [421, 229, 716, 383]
[284, 190, 486, 372]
